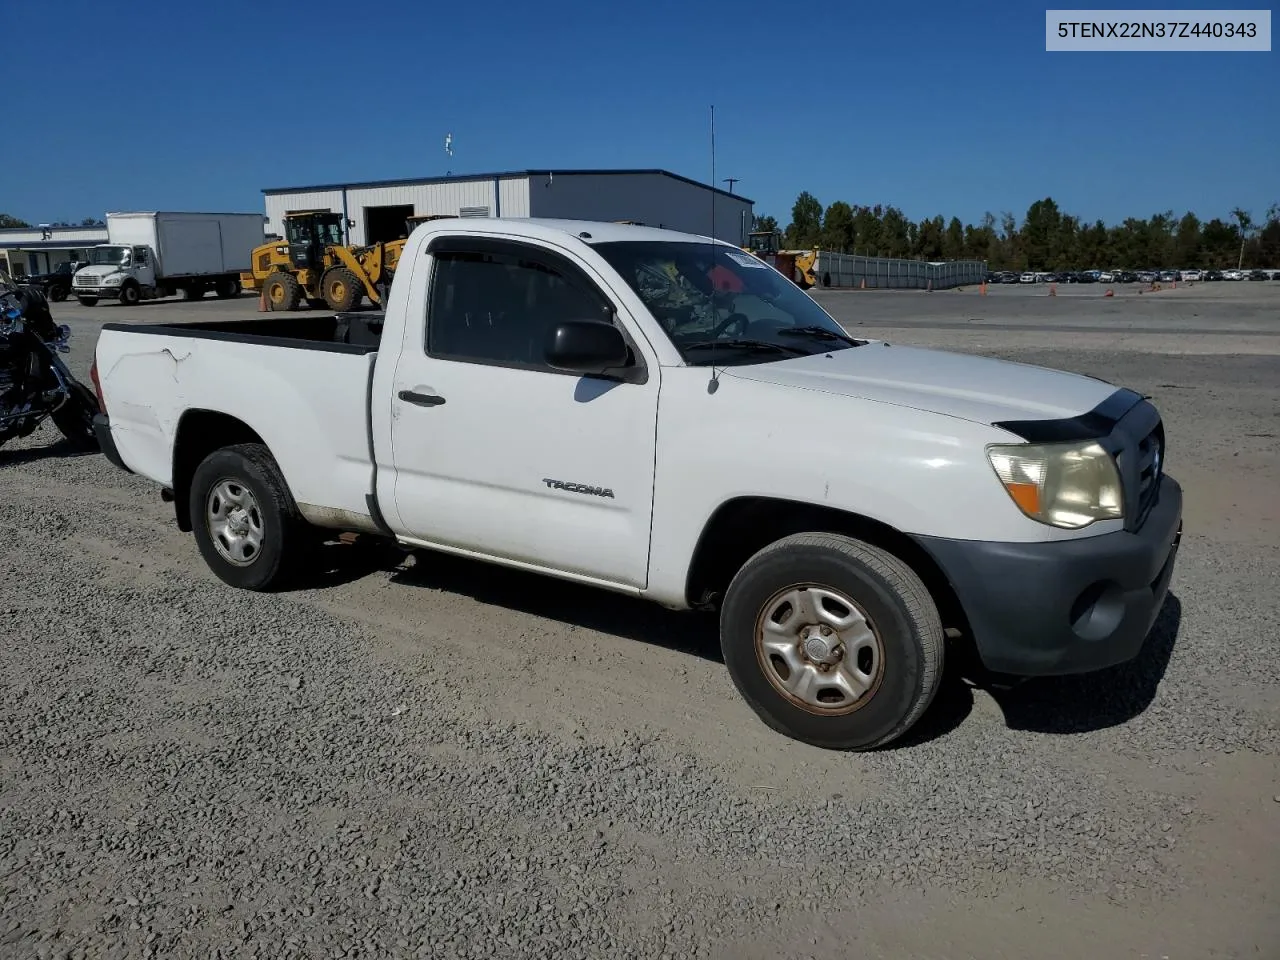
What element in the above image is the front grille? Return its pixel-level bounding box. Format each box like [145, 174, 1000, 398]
[76, 277, 99, 288]
[1134, 422, 1164, 518]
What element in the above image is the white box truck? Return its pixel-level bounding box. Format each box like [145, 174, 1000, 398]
[72, 211, 264, 306]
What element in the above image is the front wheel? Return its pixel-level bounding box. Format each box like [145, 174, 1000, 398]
[189, 443, 307, 591]
[118, 283, 140, 306]
[51, 382, 100, 452]
[77, 296, 98, 307]
[720, 532, 944, 751]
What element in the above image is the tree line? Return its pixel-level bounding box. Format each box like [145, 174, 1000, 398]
[757, 193, 1280, 271]
[0, 214, 105, 229]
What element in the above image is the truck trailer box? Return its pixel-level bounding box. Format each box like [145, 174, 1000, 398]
[105, 211, 264, 279]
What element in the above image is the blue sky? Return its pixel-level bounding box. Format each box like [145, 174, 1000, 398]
[5, 0, 1276, 228]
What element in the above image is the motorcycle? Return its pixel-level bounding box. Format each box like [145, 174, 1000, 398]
[0, 270, 100, 453]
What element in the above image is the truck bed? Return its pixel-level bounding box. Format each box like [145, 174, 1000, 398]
[94, 312, 382, 530]
[100, 312, 385, 352]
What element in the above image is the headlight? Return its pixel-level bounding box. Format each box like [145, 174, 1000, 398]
[986, 441, 1123, 529]
[104, 275, 122, 285]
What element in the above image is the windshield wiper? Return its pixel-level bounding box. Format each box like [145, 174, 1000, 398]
[778, 325, 864, 347]
[681, 338, 810, 357]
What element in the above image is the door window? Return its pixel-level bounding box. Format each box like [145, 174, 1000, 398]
[426, 245, 614, 371]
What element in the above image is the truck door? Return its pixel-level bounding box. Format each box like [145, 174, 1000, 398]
[132, 246, 157, 288]
[382, 236, 659, 589]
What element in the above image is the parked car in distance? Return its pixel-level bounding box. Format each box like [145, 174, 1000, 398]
[1203, 270, 1223, 281]
[90, 217, 1183, 753]
[20, 260, 88, 302]
[1180, 269, 1203, 282]
[1019, 272, 1037, 283]
[1247, 269, 1269, 281]
[1223, 269, 1245, 280]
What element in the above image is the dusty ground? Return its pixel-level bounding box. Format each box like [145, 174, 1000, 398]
[1, 281, 1277, 958]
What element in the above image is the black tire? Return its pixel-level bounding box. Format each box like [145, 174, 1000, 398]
[321, 267, 363, 312]
[77, 296, 98, 307]
[49, 285, 68, 302]
[263, 272, 301, 311]
[118, 282, 140, 306]
[50, 382, 100, 452]
[182, 284, 206, 301]
[215, 277, 241, 299]
[189, 443, 307, 591]
[719, 532, 944, 751]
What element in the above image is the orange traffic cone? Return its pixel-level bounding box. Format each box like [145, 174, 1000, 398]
[980, 281, 987, 296]
[1049, 283, 1056, 297]
[258, 287, 267, 312]
[1104, 288, 1114, 297]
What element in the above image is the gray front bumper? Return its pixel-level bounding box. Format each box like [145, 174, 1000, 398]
[914, 474, 1183, 676]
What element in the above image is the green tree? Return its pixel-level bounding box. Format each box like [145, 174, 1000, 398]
[943, 217, 965, 260]
[785, 192, 823, 248]
[0, 214, 31, 228]
[752, 214, 778, 234]
[1231, 207, 1253, 268]
[821, 201, 856, 253]
[1021, 197, 1063, 270]
[880, 207, 911, 258]
[853, 205, 884, 255]
[1174, 212, 1202, 267]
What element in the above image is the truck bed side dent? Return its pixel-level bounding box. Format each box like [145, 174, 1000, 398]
[95, 326, 378, 525]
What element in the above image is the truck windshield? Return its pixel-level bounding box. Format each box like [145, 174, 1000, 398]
[90, 246, 131, 266]
[592, 240, 863, 365]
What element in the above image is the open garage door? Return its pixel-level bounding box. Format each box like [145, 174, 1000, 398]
[364, 205, 416, 245]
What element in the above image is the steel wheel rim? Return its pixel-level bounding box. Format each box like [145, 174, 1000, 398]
[206, 478, 265, 566]
[753, 583, 885, 716]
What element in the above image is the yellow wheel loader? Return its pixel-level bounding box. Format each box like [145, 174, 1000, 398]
[743, 230, 818, 289]
[243, 211, 459, 312]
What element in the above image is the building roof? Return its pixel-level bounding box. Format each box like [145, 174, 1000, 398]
[0, 237, 107, 250]
[411, 217, 737, 248]
[262, 168, 754, 204]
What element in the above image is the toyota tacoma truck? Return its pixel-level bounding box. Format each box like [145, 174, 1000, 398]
[89, 218, 1183, 751]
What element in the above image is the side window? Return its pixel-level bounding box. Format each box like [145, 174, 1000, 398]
[426, 246, 613, 370]
[135, 248, 149, 266]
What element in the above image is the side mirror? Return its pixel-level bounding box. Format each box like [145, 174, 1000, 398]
[545, 320, 630, 377]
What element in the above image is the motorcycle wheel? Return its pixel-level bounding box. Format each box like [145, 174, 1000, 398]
[51, 383, 100, 452]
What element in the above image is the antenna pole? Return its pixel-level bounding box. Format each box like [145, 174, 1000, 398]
[710, 104, 716, 243]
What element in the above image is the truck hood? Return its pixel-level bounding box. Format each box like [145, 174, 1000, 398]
[75, 267, 123, 280]
[725, 341, 1117, 428]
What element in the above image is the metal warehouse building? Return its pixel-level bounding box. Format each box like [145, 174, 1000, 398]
[0, 224, 108, 277]
[262, 169, 754, 248]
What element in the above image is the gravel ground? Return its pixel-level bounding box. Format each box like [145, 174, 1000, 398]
[1, 284, 1277, 958]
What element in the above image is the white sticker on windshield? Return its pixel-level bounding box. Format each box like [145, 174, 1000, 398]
[725, 251, 769, 269]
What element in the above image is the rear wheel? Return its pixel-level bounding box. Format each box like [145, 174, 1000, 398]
[322, 267, 363, 312]
[719, 532, 944, 750]
[263, 272, 301, 311]
[189, 443, 307, 591]
[182, 284, 206, 301]
[51, 382, 99, 452]
[215, 277, 241, 299]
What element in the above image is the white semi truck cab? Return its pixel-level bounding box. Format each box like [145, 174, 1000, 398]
[88, 218, 1183, 752]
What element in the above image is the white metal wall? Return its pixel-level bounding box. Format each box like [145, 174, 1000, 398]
[264, 190, 345, 238]
[0, 227, 107, 244]
[264, 177, 531, 246]
[527, 173, 753, 245]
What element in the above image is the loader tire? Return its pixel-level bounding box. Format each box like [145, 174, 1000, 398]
[322, 267, 363, 312]
[263, 272, 301, 311]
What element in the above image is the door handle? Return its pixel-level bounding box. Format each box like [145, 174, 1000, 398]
[398, 389, 446, 407]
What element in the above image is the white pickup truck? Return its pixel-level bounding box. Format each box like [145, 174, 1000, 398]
[90, 218, 1182, 750]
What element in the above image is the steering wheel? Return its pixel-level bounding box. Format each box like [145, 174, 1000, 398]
[710, 313, 750, 339]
